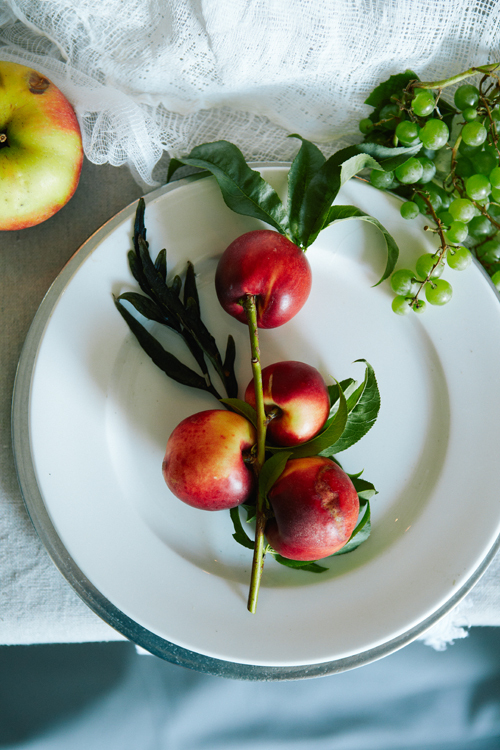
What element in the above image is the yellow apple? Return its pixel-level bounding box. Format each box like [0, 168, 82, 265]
[0, 60, 83, 230]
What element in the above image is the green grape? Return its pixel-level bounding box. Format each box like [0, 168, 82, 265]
[390, 268, 417, 294]
[491, 187, 500, 202]
[455, 158, 475, 178]
[411, 89, 435, 117]
[490, 167, 500, 190]
[400, 201, 420, 220]
[480, 238, 500, 263]
[395, 120, 419, 145]
[359, 118, 374, 134]
[491, 269, 500, 289]
[425, 279, 453, 305]
[370, 169, 394, 189]
[471, 150, 498, 175]
[462, 121, 488, 147]
[458, 140, 481, 157]
[468, 214, 492, 238]
[444, 221, 468, 244]
[417, 157, 436, 184]
[392, 295, 412, 315]
[419, 119, 449, 150]
[395, 157, 424, 184]
[432, 185, 451, 209]
[449, 198, 475, 223]
[463, 107, 479, 122]
[379, 103, 400, 129]
[447, 246, 472, 270]
[466, 174, 491, 200]
[412, 299, 427, 313]
[415, 252, 445, 279]
[437, 210, 454, 226]
[488, 203, 500, 221]
[454, 84, 480, 111]
[421, 147, 436, 159]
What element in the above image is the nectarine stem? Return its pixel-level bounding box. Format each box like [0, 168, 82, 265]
[242, 295, 266, 470]
[242, 294, 268, 613]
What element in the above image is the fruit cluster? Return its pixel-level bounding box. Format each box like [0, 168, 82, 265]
[116, 163, 381, 612]
[358, 62, 500, 314]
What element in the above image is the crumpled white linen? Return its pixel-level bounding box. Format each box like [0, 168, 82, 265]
[2, 0, 500, 652]
[1, 0, 500, 186]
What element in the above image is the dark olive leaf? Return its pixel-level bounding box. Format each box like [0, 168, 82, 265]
[222, 335, 238, 398]
[322, 205, 399, 284]
[259, 452, 292, 497]
[136, 235, 223, 374]
[170, 275, 182, 297]
[271, 554, 328, 573]
[229, 507, 255, 550]
[114, 297, 218, 395]
[154, 248, 167, 282]
[330, 502, 371, 556]
[295, 146, 383, 248]
[268, 381, 348, 458]
[320, 361, 380, 455]
[116, 291, 171, 326]
[183, 261, 200, 314]
[286, 135, 326, 245]
[166, 140, 289, 235]
[220, 398, 258, 427]
[364, 70, 419, 108]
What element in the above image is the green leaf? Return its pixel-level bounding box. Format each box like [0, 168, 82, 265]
[349, 474, 378, 504]
[167, 140, 289, 235]
[295, 146, 383, 248]
[286, 135, 326, 246]
[320, 361, 380, 455]
[220, 398, 258, 427]
[322, 205, 399, 284]
[259, 452, 292, 497]
[269, 381, 348, 459]
[331, 502, 371, 556]
[229, 507, 255, 550]
[364, 70, 419, 108]
[356, 141, 423, 171]
[271, 554, 328, 573]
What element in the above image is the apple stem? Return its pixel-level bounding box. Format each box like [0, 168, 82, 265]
[241, 294, 268, 614]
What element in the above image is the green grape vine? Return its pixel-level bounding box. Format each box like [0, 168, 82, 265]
[358, 62, 500, 314]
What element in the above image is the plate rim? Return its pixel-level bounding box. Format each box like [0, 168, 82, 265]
[11, 169, 500, 680]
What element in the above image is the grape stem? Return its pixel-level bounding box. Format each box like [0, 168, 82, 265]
[408, 191, 450, 308]
[241, 294, 268, 614]
[414, 63, 500, 91]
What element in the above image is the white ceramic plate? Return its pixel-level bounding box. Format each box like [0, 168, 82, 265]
[13, 167, 500, 678]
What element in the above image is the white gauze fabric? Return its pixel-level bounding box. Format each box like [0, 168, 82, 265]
[1, 0, 500, 186]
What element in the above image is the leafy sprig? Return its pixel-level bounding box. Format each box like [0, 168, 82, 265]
[168, 136, 400, 283]
[114, 198, 238, 399]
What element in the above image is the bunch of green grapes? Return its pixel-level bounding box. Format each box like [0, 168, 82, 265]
[358, 65, 500, 314]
